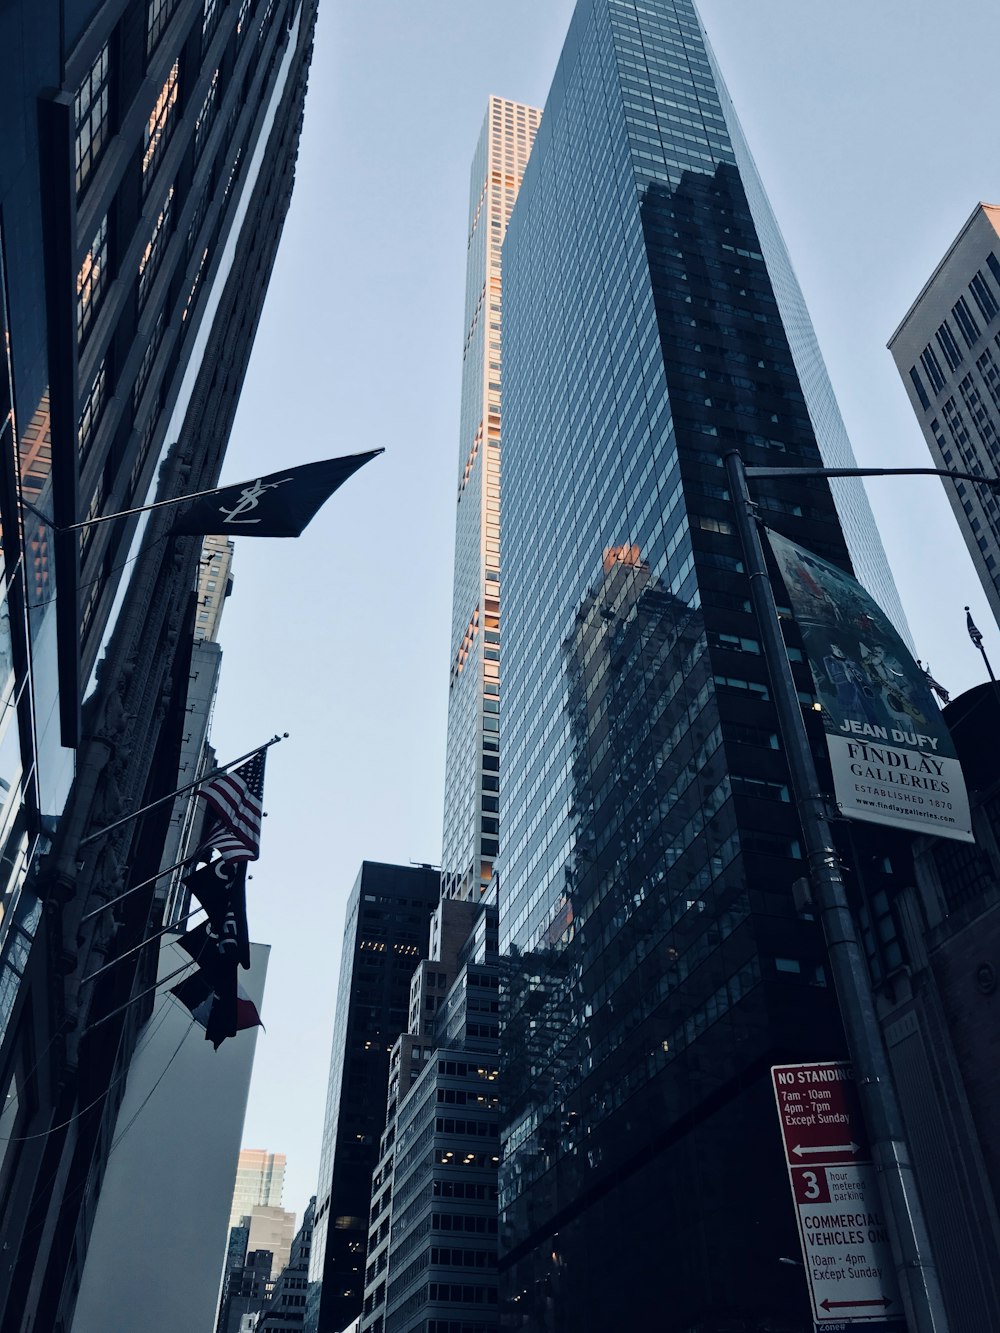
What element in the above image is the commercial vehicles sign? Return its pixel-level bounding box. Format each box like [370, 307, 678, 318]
[771, 1062, 904, 1327]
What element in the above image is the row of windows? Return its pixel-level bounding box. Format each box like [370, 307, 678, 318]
[909, 254, 1000, 408]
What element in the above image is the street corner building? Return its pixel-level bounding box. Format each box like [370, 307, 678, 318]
[0, 1, 318, 1328]
[494, 0, 918, 1329]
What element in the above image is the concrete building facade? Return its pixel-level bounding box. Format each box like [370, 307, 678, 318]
[889, 203, 1000, 626]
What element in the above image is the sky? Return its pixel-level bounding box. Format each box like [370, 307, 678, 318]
[204, 0, 1000, 1221]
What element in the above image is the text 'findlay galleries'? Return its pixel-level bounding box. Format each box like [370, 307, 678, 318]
[845, 740, 950, 794]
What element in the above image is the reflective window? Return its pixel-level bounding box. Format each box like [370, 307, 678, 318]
[77, 214, 109, 345]
[78, 358, 108, 459]
[74, 43, 111, 196]
[202, 0, 221, 43]
[138, 186, 174, 308]
[142, 60, 179, 183]
[194, 69, 219, 161]
[146, 0, 179, 55]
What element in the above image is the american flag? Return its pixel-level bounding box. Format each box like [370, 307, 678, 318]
[198, 749, 266, 864]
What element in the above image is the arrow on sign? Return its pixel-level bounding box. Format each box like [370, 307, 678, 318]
[820, 1297, 893, 1311]
[792, 1142, 861, 1158]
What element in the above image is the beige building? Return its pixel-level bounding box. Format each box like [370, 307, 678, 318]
[441, 97, 541, 901]
[243, 1204, 297, 1284]
[889, 203, 1000, 624]
[229, 1148, 287, 1230]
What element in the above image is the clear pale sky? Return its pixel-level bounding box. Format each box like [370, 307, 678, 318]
[204, 0, 1000, 1221]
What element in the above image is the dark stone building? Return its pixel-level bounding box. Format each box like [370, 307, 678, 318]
[0, 1, 319, 1328]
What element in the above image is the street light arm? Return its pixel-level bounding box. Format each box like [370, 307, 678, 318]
[746, 464, 1000, 490]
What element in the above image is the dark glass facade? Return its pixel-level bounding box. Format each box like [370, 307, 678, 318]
[309, 862, 441, 1333]
[497, 1, 908, 1328]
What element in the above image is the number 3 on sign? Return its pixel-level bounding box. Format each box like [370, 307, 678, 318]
[792, 1166, 830, 1204]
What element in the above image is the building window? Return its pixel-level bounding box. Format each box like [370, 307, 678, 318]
[935, 320, 963, 371]
[182, 246, 209, 322]
[908, 365, 930, 411]
[77, 214, 109, 345]
[970, 271, 999, 323]
[74, 43, 111, 196]
[951, 297, 981, 350]
[237, 0, 253, 36]
[133, 307, 165, 413]
[146, 0, 179, 55]
[78, 358, 108, 459]
[202, 0, 222, 43]
[138, 186, 174, 309]
[194, 69, 219, 161]
[919, 345, 945, 395]
[988, 253, 1000, 292]
[142, 60, 179, 184]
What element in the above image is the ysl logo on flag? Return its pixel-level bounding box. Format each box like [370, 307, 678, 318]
[218, 477, 295, 524]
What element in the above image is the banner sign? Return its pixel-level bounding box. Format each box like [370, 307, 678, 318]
[772, 1062, 905, 1328]
[767, 531, 973, 843]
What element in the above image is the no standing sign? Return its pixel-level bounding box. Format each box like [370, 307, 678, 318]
[772, 1062, 905, 1327]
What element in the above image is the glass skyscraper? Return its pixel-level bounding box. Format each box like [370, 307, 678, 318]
[497, 1, 910, 1328]
[441, 98, 541, 903]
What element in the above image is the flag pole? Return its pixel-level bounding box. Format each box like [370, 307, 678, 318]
[81, 906, 204, 985]
[965, 606, 997, 682]
[79, 854, 200, 924]
[59, 477, 236, 534]
[79, 733, 286, 848]
[83, 958, 198, 1034]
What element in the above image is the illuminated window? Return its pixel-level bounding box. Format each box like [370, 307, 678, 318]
[77, 215, 109, 345]
[146, 0, 179, 55]
[138, 187, 174, 308]
[74, 43, 110, 196]
[142, 61, 179, 184]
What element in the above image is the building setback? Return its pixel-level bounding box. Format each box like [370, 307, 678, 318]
[496, 0, 913, 1328]
[0, 1, 319, 1327]
[441, 98, 540, 903]
[889, 203, 1000, 627]
[308, 862, 441, 1333]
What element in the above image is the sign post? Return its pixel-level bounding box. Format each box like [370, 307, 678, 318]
[773, 1062, 906, 1328]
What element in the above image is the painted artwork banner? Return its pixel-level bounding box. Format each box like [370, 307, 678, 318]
[767, 530, 973, 843]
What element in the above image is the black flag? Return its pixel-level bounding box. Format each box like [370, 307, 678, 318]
[170, 451, 382, 538]
[184, 858, 250, 970]
[176, 921, 238, 1047]
[967, 606, 984, 648]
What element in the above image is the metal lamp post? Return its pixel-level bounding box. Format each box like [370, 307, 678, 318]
[723, 451, 981, 1333]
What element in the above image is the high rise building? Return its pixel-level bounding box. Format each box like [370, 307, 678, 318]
[889, 203, 1000, 625]
[358, 896, 501, 1333]
[441, 98, 541, 902]
[0, 0, 319, 1327]
[495, 1, 913, 1328]
[230, 1149, 289, 1230]
[258, 1197, 316, 1331]
[308, 862, 441, 1333]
